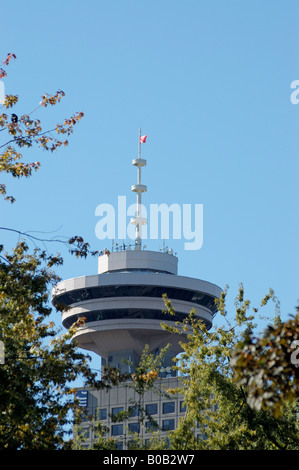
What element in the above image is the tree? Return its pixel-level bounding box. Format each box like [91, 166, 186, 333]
[0, 54, 106, 449]
[0, 242, 113, 449]
[117, 345, 171, 449]
[231, 305, 299, 418]
[160, 287, 299, 450]
[0, 53, 83, 204]
[89, 345, 172, 451]
[83, 287, 298, 450]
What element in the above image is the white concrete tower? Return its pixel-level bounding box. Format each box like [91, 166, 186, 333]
[52, 130, 222, 374]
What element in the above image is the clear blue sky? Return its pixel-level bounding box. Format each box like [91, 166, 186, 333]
[1, 1, 298, 359]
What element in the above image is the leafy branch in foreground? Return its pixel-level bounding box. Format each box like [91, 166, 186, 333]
[0, 227, 103, 263]
[231, 305, 299, 418]
[0, 53, 84, 203]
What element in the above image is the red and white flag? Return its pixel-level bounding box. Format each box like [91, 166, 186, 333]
[140, 135, 147, 143]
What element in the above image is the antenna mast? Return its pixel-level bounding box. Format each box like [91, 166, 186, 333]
[131, 128, 147, 250]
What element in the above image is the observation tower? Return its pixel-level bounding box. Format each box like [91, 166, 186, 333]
[52, 130, 221, 374]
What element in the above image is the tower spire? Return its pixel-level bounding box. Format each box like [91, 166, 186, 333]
[131, 128, 147, 250]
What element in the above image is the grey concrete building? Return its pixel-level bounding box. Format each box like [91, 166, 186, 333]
[74, 376, 189, 449]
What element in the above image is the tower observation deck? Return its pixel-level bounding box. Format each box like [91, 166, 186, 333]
[51, 130, 222, 373]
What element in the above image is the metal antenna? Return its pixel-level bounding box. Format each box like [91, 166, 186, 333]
[130, 128, 147, 250]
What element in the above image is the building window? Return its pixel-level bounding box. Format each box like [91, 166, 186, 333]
[180, 401, 186, 413]
[111, 407, 124, 419]
[111, 424, 123, 436]
[128, 422, 140, 434]
[145, 420, 158, 432]
[128, 405, 139, 417]
[144, 439, 150, 449]
[146, 403, 158, 416]
[163, 401, 175, 414]
[116, 441, 123, 450]
[96, 408, 107, 420]
[162, 419, 175, 431]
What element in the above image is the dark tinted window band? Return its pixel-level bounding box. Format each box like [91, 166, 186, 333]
[54, 284, 218, 314]
[62, 308, 212, 329]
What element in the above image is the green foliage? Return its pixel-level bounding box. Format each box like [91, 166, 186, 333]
[0, 242, 109, 449]
[126, 344, 173, 434]
[231, 306, 299, 418]
[0, 54, 113, 449]
[159, 287, 299, 450]
[88, 421, 119, 450]
[79, 287, 299, 451]
[89, 345, 172, 450]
